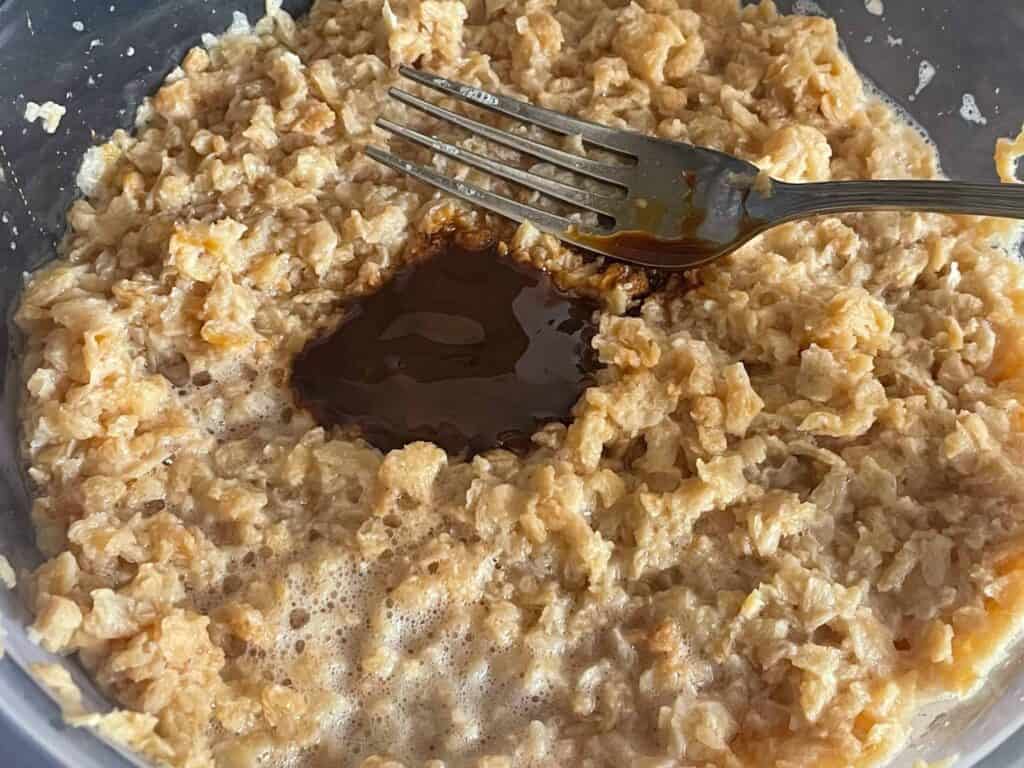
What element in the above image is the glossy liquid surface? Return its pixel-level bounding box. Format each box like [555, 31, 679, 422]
[291, 233, 599, 455]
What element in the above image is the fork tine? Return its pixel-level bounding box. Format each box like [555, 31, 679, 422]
[376, 118, 619, 217]
[365, 146, 651, 265]
[388, 87, 631, 187]
[399, 65, 640, 156]
[364, 145, 588, 235]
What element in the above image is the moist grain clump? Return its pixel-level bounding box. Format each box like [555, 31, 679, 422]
[14, 1, 1024, 767]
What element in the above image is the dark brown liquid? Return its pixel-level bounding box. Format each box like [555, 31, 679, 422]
[291, 232, 599, 455]
[573, 229, 722, 267]
[572, 211, 770, 269]
[572, 172, 770, 269]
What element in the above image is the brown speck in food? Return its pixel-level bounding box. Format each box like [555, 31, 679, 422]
[142, 499, 166, 514]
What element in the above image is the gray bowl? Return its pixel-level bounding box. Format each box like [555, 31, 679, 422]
[0, 1, 1022, 766]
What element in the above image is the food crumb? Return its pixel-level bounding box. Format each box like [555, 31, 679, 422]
[0, 556, 16, 660]
[71, 20, 85, 32]
[0, 555, 15, 589]
[864, 0, 884, 16]
[31, 664, 86, 718]
[995, 124, 1024, 183]
[33, 663, 175, 762]
[959, 93, 988, 126]
[23, 101, 67, 134]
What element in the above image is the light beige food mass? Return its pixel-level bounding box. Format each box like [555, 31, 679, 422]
[13, 1, 1024, 766]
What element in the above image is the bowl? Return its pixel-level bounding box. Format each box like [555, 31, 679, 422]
[0, 1, 1022, 766]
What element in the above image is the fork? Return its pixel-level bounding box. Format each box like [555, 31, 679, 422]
[367, 66, 1024, 270]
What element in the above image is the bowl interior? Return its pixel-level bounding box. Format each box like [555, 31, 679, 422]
[0, 1, 1022, 766]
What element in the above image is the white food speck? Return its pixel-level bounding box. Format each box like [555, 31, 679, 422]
[864, 34, 873, 43]
[226, 11, 251, 35]
[89, 38, 103, 50]
[958, 94, 988, 126]
[72, 20, 85, 31]
[126, 46, 135, 57]
[886, 34, 903, 46]
[24, 101, 67, 134]
[865, 0, 884, 15]
[909, 60, 935, 101]
[25, 11, 34, 34]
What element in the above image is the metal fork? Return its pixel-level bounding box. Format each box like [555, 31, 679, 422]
[367, 66, 1024, 270]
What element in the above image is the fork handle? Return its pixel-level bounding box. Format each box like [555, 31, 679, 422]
[762, 180, 1024, 222]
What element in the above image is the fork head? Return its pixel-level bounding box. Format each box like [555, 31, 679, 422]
[367, 66, 767, 269]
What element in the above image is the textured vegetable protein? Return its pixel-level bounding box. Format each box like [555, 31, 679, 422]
[12, 1, 1024, 767]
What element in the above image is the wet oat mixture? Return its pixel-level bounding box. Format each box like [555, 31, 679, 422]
[13, 0, 1024, 766]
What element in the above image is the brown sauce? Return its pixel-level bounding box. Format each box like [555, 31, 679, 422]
[290, 229, 600, 455]
[572, 228, 724, 267]
[572, 172, 771, 269]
